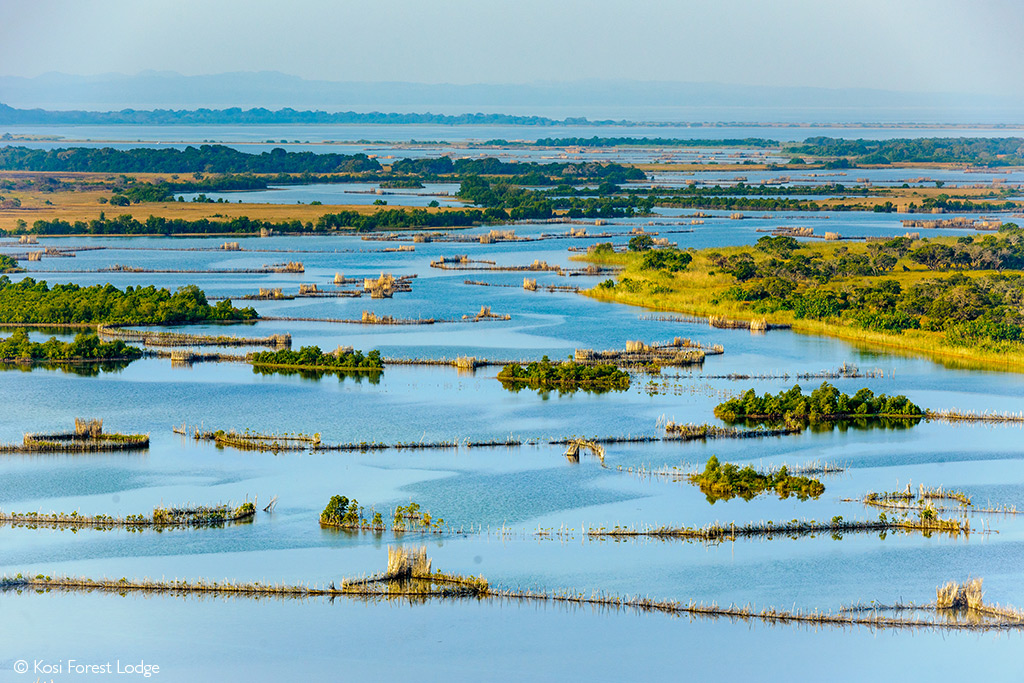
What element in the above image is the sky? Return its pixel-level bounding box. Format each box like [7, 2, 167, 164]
[1, 0, 1022, 95]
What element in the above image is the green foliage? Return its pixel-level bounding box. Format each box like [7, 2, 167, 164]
[319, 495, 365, 528]
[714, 382, 923, 426]
[688, 456, 825, 503]
[628, 234, 655, 252]
[497, 358, 630, 393]
[250, 346, 383, 371]
[0, 255, 20, 273]
[719, 236, 1024, 347]
[0, 145, 381, 174]
[640, 248, 692, 272]
[0, 277, 256, 324]
[786, 136, 1024, 166]
[457, 176, 651, 220]
[0, 329, 142, 362]
[28, 208, 496, 236]
[398, 157, 644, 182]
[754, 235, 799, 257]
[392, 501, 443, 531]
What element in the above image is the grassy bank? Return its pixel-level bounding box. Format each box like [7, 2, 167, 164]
[580, 237, 1024, 371]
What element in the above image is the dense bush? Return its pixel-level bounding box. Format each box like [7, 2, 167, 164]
[250, 346, 383, 370]
[0, 278, 256, 324]
[497, 357, 630, 393]
[714, 382, 922, 425]
[0, 330, 141, 361]
[689, 455, 825, 502]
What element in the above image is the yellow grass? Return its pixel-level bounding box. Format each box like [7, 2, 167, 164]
[0, 171, 466, 233]
[579, 239, 1024, 372]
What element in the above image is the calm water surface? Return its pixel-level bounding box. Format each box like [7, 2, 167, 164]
[0, 174, 1023, 680]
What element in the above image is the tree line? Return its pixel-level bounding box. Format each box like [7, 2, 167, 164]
[785, 137, 1024, 166]
[0, 329, 142, 362]
[0, 278, 256, 324]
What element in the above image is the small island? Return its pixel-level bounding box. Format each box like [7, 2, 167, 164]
[496, 357, 631, 393]
[714, 382, 923, 426]
[249, 346, 383, 373]
[688, 456, 825, 503]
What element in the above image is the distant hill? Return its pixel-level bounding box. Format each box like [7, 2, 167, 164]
[1, 71, 1022, 123]
[0, 103, 607, 126]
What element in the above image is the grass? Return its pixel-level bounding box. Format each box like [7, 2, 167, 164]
[580, 238, 1024, 371]
[0, 171, 464, 233]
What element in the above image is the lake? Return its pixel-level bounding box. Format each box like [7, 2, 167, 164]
[0, 137, 1023, 681]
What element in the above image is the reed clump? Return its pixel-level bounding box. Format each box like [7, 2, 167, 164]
[862, 483, 972, 511]
[583, 510, 970, 542]
[574, 338, 720, 370]
[98, 324, 291, 349]
[191, 427, 320, 453]
[935, 579, 1024, 621]
[3, 419, 149, 454]
[0, 501, 256, 529]
[340, 546, 489, 598]
[664, 422, 802, 441]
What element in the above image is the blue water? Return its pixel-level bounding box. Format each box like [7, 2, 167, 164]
[1, 166, 1023, 680]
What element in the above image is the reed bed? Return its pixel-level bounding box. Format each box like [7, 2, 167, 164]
[187, 427, 320, 453]
[430, 257, 618, 277]
[340, 546, 489, 598]
[853, 484, 1024, 516]
[574, 337, 722, 369]
[7, 568, 1022, 630]
[382, 356, 515, 368]
[181, 424, 675, 457]
[161, 350, 247, 364]
[1, 419, 149, 453]
[616, 459, 844, 485]
[925, 409, 1024, 424]
[582, 513, 970, 541]
[699, 366, 886, 380]
[862, 483, 971, 507]
[35, 263, 304, 275]
[0, 501, 256, 529]
[98, 324, 291, 349]
[935, 579, 1024, 621]
[636, 313, 791, 332]
[462, 279, 582, 294]
[664, 422, 802, 441]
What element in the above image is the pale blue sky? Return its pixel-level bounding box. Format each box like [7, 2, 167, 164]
[2, 0, 1022, 94]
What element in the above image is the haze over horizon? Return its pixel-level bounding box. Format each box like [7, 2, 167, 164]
[2, 1, 1022, 93]
[1, 1, 1022, 123]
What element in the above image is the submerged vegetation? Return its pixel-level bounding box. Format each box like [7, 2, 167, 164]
[688, 456, 825, 503]
[0, 502, 255, 530]
[497, 357, 631, 393]
[0, 278, 256, 324]
[319, 496, 443, 532]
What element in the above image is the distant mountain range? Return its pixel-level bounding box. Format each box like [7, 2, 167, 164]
[0, 103, 605, 127]
[0, 71, 1022, 123]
